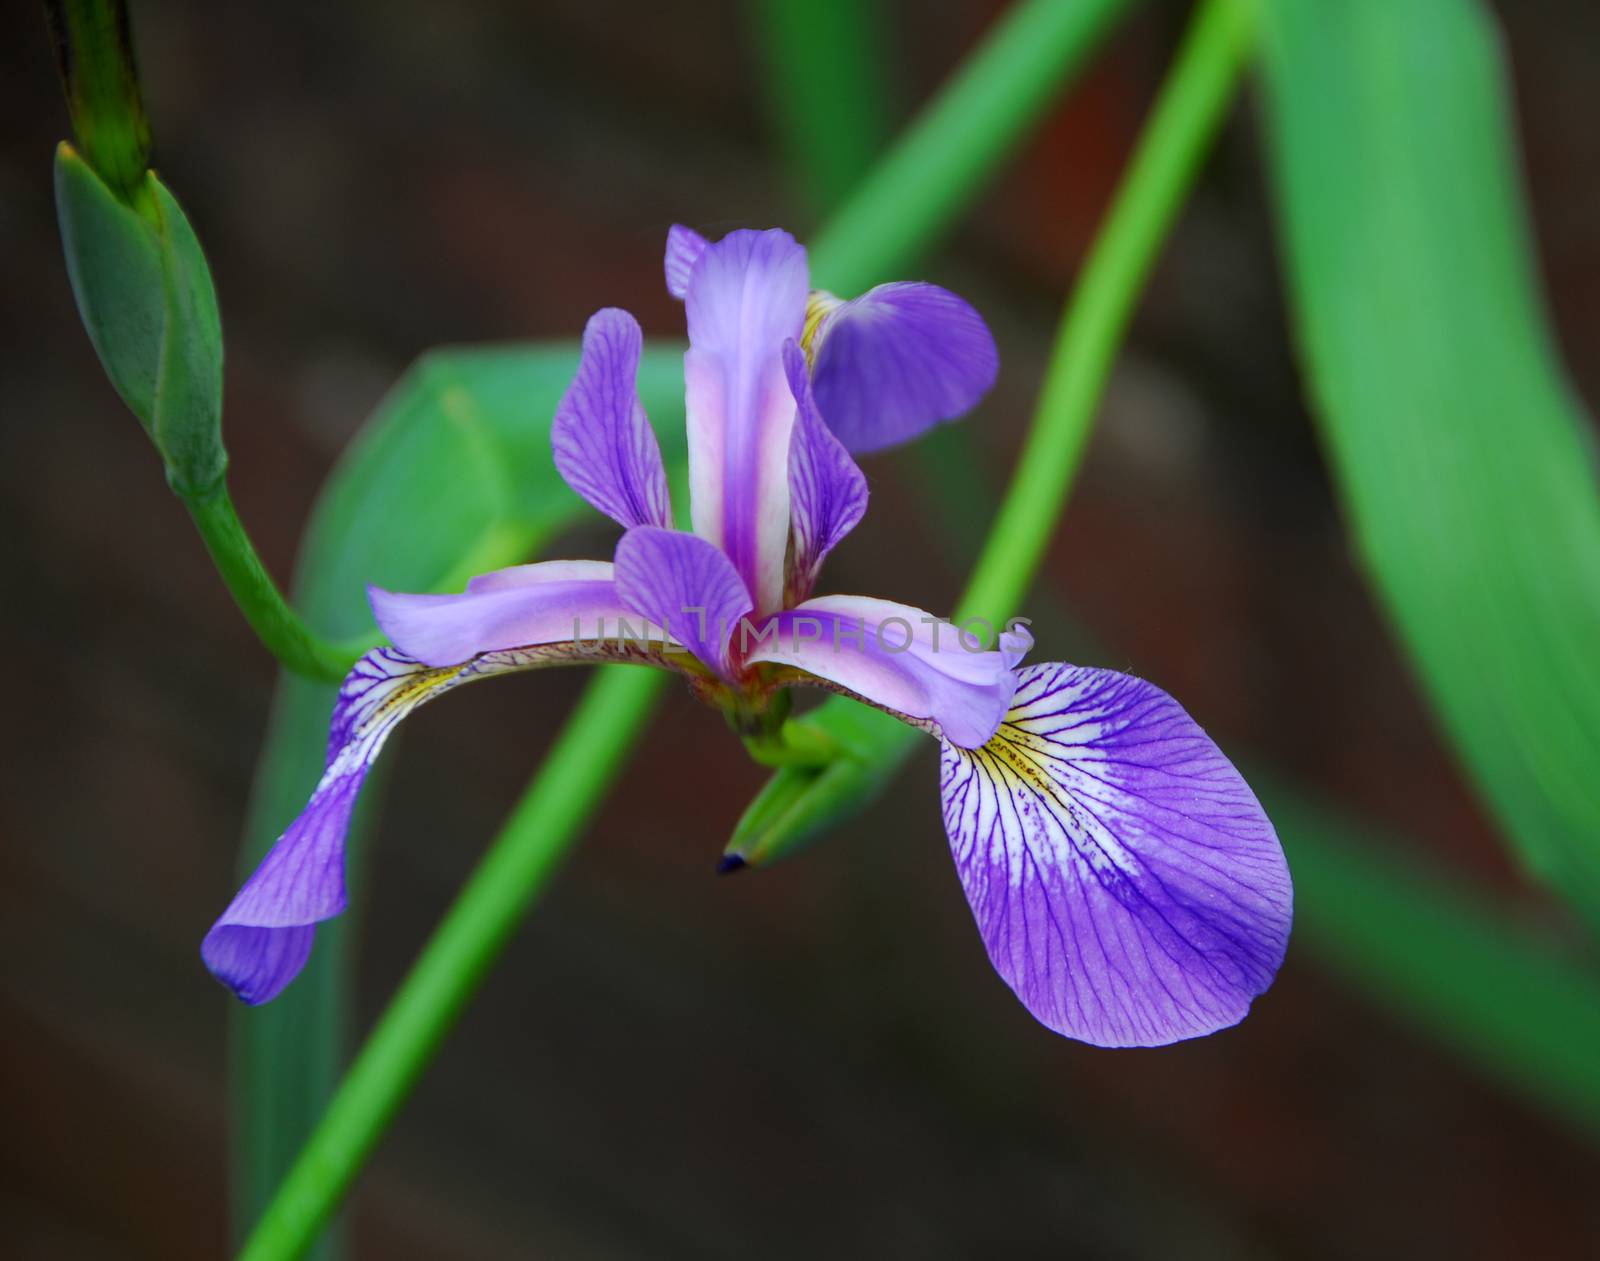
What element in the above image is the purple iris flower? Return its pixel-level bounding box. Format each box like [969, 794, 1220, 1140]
[203, 226, 1292, 1047]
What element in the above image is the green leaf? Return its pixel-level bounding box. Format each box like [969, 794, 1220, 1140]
[1258, 771, 1600, 1140]
[1256, 0, 1600, 912]
[232, 342, 686, 1249]
[295, 342, 689, 636]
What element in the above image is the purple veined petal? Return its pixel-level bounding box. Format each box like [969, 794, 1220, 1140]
[940, 662, 1293, 1047]
[664, 224, 709, 300]
[809, 282, 999, 454]
[204, 649, 487, 1003]
[782, 339, 867, 605]
[683, 228, 809, 616]
[742, 594, 1030, 748]
[551, 308, 674, 530]
[614, 525, 752, 678]
[371, 560, 653, 668]
[202, 625, 689, 1005]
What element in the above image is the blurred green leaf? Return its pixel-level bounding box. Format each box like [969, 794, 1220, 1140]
[750, 0, 894, 211]
[1256, 0, 1600, 912]
[295, 343, 688, 636]
[55, 145, 225, 495]
[1260, 772, 1600, 1140]
[233, 342, 686, 1251]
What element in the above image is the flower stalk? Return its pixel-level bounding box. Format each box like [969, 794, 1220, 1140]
[187, 487, 368, 682]
[49, 0, 357, 684]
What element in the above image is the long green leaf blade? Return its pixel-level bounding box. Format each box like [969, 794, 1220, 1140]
[1256, 0, 1600, 911]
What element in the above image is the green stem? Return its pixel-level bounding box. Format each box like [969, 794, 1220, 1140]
[960, 0, 1253, 624]
[235, 667, 666, 1261]
[743, 718, 842, 769]
[808, 0, 1135, 294]
[186, 485, 365, 683]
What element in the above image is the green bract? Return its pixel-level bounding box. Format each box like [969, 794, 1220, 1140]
[55, 143, 225, 497]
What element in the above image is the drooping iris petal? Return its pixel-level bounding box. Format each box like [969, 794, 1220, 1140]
[939, 662, 1293, 1047]
[664, 224, 709, 300]
[683, 228, 809, 615]
[614, 525, 752, 678]
[551, 308, 674, 530]
[742, 594, 1031, 748]
[204, 648, 508, 1003]
[370, 560, 648, 668]
[809, 282, 999, 454]
[782, 339, 867, 604]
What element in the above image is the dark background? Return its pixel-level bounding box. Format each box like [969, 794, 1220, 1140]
[4, 2, 1599, 1257]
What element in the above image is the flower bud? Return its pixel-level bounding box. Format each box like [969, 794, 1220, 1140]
[723, 702, 917, 869]
[55, 144, 226, 498]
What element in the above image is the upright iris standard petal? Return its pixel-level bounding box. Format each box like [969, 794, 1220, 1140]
[809, 282, 999, 454]
[664, 224, 709, 300]
[614, 525, 752, 678]
[204, 649, 504, 1003]
[939, 663, 1293, 1047]
[551, 309, 674, 530]
[782, 340, 867, 605]
[369, 560, 645, 668]
[683, 228, 809, 615]
[743, 594, 1031, 749]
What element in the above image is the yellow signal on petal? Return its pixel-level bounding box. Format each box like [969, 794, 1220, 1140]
[801, 290, 844, 367]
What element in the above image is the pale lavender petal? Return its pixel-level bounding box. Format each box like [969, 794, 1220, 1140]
[783, 339, 867, 604]
[684, 228, 809, 615]
[371, 561, 644, 667]
[810, 282, 999, 454]
[664, 224, 709, 300]
[204, 649, 478, 1003]
[940, 662, 1293, 1047]
[614, 525, 752, 677]
[551, 308, 673, 530]
[742, 594, 1030, 748]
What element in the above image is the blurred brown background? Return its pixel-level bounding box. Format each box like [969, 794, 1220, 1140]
[4, 1, 1599, 1257]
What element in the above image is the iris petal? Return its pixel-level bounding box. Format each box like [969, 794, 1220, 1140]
[614, 525, 753, 679]
[743, 594, 1030, 749]
[782, 340, 867, 604]
[939, 663, 1293, 1046]
[664, 224, 709, 300]
[204, 649, 485, 1003]
[551, 308, 674, 530]
[683, 228, 809, 615]
[811, 282, 999, 454]
[369, 561, 643, 668]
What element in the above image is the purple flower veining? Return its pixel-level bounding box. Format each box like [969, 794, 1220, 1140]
[203, 226, 1292, 1046]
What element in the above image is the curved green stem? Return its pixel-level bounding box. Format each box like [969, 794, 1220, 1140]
[235, 666, 666, 1261]
[809, 0, 1134, 294]
[186, 485, 366, 682]
[960, 0, 1253, 624]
